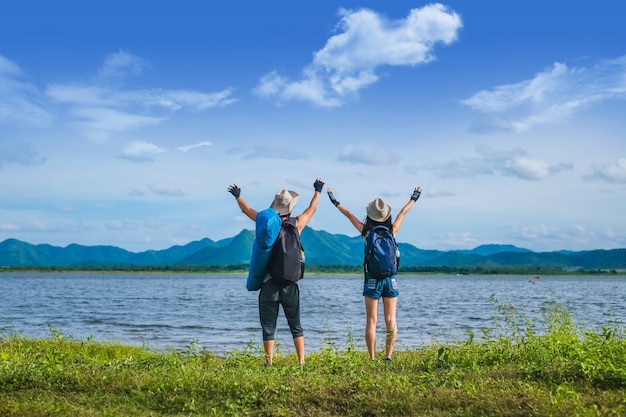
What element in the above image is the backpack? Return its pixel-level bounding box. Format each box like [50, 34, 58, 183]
[268, 217, 305, 285]
[364, 225, 398, 279]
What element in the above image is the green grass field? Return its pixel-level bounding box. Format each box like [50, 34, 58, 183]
[2, 300, 625, 416]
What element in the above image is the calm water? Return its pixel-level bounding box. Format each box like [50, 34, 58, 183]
[1, 273, 625, 355]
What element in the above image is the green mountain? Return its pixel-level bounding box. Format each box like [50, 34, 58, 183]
[299, 228, 363, 265]
[131, 238, 219, 265]
[179, 230, 254, 266]
[457, 244, 532, 256]
[1, 230, 625, 269]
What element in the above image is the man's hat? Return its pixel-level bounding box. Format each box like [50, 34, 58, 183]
[270, 189, 299, 216]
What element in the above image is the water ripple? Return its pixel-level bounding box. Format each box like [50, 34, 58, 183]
[1, 273, 625, 355]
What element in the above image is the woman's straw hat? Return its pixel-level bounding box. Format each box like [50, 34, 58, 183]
[366, 198, 391, 222]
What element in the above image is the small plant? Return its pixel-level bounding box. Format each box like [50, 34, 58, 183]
[1, 299, 625, 416]
[183, 338, 204, 357]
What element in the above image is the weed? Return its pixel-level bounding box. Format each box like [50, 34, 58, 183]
[1, 300, 625, 416]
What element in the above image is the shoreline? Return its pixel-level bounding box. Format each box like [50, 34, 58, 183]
[2, 267, 625, 276]
[2, 306, 625, 417]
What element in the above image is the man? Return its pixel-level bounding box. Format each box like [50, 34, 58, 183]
[227, 178, 324, 365]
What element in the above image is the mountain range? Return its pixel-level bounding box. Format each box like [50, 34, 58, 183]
[1, 228, 625, 269]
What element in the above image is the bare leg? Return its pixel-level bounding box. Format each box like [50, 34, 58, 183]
[263, 340, 274, 366]
[364, 296, 379, 360]
[293, 336, 305, 364]
[382, 296, 398, 359]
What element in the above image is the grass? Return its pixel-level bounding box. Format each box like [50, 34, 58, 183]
[1, 300, 626, 416]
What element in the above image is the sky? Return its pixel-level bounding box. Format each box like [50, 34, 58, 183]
[1, 0, 625, 253]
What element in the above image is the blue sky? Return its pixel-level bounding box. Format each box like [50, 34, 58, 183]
[1, 0, 625, 253]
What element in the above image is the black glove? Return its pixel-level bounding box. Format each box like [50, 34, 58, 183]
[313, 178, 325, 192]
[410, 188, 421, 201]
[228, 184, 241, 199]
[327, 191, 340, 207]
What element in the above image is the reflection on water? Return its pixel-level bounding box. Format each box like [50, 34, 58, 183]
[1, 273, 625, 355]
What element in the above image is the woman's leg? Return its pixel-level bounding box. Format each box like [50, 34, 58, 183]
[382, 296, 398, 359]
[364, 296, 379, 360]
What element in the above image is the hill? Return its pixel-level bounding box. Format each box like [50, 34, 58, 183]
[1, 230, 625, 270]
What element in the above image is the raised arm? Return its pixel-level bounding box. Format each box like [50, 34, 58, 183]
[327, 187, 364, 234]
[295, 178, 325, 232]
[392, 186, 421, 236]
[227, 184, 258, 221]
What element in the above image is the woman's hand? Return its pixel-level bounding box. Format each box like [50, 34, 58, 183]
[327, 187, 340, 207]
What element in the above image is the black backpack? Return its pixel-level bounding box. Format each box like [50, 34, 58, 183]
[364, 225, 398, 279]
[268, 217, 304, 285]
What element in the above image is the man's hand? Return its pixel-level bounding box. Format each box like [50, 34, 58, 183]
[314, 178, 325, 192]
[227, 184, 241, 199]
[410, 187, 422, 201]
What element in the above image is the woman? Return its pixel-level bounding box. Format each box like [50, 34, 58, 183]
[327, 186, 422, 362]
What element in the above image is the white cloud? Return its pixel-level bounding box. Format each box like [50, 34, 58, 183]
[0, 219, 92, 234]
[123, 141, 167, 155]
[437, 232, 478, 249]
[255, 70, 342, 108]
[509, 223, 626, 251]
[177, 141, 213, 152]
[462, 55, 626, 133]
[317, 5, 461, 72]
[585, 158, 626, 183]
[45, 51, 237, 141]
[142, 219, 163, 230]
[0, 140, 47, 168]
[135, 88, 238, 111]
[0, 55, 21, 76]
[118, 141, 167, 163]
[243, 146, 309, 160]
[0, 55, 54, 126]
[515, 226, 560, 245]
[254, 4, 462, 107]
[47, 84, 237, 112]
[118, 140, 213, 162]
[46, 84, 112, 106]
[504, 157, 553, 181]
[97, 50, 149, 80]
[434, 145, 573, 181]
[105, 220, 141, 231]
[148, 184, 185, 197]
[426, 189, 455, 198]
[0, 222, 21, 231]
[338, 144, 397, 165]
[71, 107, 164, 142]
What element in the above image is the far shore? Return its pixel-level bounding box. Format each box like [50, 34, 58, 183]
[1, 265, 625, 276]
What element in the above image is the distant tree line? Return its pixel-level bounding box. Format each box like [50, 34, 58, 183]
[1, 264, 622, 275]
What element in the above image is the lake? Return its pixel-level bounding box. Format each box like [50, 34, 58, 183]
[1, 273, 624, 356]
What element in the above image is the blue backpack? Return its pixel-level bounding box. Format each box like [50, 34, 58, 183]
[364, 225, 398, 279]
